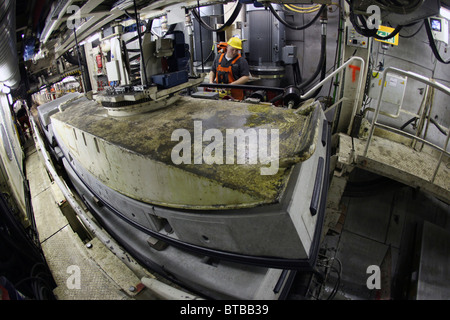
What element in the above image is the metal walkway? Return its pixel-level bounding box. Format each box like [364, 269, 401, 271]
[336, 66, 450, 204]
[25, 141, 143, 299]
[337, 132, 449, 204]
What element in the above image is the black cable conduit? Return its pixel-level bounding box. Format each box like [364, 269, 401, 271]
[297, 34, 327, 92]
[347, 0, 403, 41]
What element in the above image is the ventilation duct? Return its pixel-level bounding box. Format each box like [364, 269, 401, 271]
[0, 0, 20, 89]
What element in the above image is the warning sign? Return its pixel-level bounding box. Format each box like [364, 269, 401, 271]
[375, 25, 399, 46]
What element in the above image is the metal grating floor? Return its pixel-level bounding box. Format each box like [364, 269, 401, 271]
[25, 141, 145, 300]
[337, 133, 450, 203]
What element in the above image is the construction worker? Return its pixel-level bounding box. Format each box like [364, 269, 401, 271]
[14, 101, 31, 139]
[209, 37, 249, 100]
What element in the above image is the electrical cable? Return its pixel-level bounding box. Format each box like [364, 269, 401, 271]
[424, 18, 450, 64]
[292, 64, 298, 87]
[400, 116, 448, 136]
[301, 53, 327, 102]
[289, 4, 321, 11]
[268, 3, 326, 30]
[329, 2, 344, 104]
[327, 260, 342, 300]
[297, 33, 327, 92]
[284, 4, 321, 14]
[316, 254, 342, 300]
[269, 93, 284, 104]
[347, 0, 403, 41]
[292, 59, 302, 87]
[400, 116, 417, 130]
[192, 2, 242, 32]
[399, 21, 424, 38]
[193, 48, 214, 67]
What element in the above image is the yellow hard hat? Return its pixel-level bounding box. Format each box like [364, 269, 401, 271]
[227, 37, 242, 50]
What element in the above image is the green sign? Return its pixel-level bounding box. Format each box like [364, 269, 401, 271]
[378, 31, 395, 43]
[375, 26, 398, 45]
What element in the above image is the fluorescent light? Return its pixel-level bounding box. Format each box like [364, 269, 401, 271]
[440, 7, 450, 20]
[79, 33, 100, 46]
[86, 33, 100, 43]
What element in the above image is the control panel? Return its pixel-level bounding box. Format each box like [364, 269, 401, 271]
[429, 16, 449, 45]
[346, 24, 369, 48]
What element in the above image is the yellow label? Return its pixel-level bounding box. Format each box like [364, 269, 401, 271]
[374, 25, 399, 46]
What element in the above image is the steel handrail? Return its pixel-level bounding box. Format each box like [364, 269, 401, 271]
[363, 66, 450, 183]
[301, 56, 366, 135]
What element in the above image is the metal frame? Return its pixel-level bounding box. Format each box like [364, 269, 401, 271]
[363, 66, 450, 183]
[363, 73, 411, 119]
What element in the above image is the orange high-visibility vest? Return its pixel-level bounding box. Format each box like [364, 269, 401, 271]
[215, 53, 244, 100]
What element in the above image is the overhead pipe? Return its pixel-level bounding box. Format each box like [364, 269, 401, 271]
[0, 0, 21, 89]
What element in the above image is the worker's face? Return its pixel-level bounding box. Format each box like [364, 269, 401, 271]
[226, 45, 239, 58]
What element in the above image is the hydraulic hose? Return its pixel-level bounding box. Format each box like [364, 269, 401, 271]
[280, 12, 327, 108]
[268, 3, 326, 30]
[347, 0, 403, 40]
[298, 6, 328, 93]
[347, 0, 403, 41]
[293, 60, 302, 86]
[297, 33, 327, 92]
[192, 2, 242, 32]
[279, 10, 327, 107]
[303, 53, 327, 101]
[350, 12, 403, 41]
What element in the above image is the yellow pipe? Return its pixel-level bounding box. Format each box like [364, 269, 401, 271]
[290, 4, 321, 10]
[284, 4, 321, 14]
